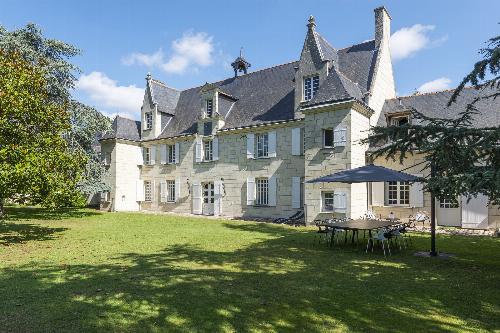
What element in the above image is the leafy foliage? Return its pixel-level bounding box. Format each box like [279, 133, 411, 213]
[0, 51, 87, 214]
[363, 35, 500, 205]
[0, 23, 111, 201]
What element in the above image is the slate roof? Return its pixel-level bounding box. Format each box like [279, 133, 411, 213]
[157, 61, 298, 138]
[379, 87, 500, 128]
[101, 116, 141, 141]
[307, 67, 363, 105]
[149, 79, 180, 115]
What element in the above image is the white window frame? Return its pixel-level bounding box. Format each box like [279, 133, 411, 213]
[206, 99, 213, 118]
[101, 190, 111, 202]
[145, 112, 153, 130]
[303, 75, 319, 101]
[256, 133, 269, 158]
[440, 198, 459, 208]
[323, 129, 334, 148]
[390, 115, 410, 126]
[144, 180, 152, 202]
[322, 191, 335, 212]
[386, 181, 410, 206]
[166, 180, 176, 203]
[203, 139, 213, 162]
[167, 144, 175, 164]
[256, 178, 269, 206]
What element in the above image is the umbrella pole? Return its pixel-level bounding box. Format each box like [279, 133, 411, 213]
[366, 182, 370, 213]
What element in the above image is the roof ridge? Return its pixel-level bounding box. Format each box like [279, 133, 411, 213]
[180, 60, 299, 92]
[393, 86, 477, 100]
[115, 115, 138, 122]
[337, 39, 375, 51]
[150, 78, 180, 91]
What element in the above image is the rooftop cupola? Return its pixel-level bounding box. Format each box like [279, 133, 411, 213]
[231, 48, 251, 77]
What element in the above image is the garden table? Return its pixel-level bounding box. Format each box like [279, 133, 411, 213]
[320, 219, 402, 246]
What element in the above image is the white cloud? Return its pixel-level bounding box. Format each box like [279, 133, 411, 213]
[122, 31, 214, 74]
[390, 24, 436, 60]
[76, 71, 143, 119]
[417, 77, 452, 93]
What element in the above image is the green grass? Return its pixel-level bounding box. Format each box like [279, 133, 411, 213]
[0, 207, 499, 333]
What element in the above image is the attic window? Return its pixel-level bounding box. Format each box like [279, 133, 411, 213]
[304, 75, 319, 101]
[145, 112, 153, 130]
[389, 115, 409, 126]
[206, 99, 213, 117]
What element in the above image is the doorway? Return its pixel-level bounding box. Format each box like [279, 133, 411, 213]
[202, 182, 214, 215]
[437, 198, 461, 227]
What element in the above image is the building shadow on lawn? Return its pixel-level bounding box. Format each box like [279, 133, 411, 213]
[0, 227, 498, 332]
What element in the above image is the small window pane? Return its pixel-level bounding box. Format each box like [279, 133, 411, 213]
[167, 180, 175, 202]
[203, 140, 213, 161]
[256, 178, 269, 206]
[323, 192, 334, 211]
[144, 181, 152, 202]
[206, 99, 213, 117]
[324, 129, 334, 147]
[167, 145, 175, 163]
[256, 133, 269, 158]
[145, 113, 153, 130]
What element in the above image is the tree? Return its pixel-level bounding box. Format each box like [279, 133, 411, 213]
[363, 34, 500, 206]
[0, 23, 111, 201]
[66, 102, 111, 197]
[363, 35, 500, 255]
[0, 51, 86, 216]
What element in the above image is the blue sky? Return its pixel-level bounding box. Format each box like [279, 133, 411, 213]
[1, 0, 499, 119]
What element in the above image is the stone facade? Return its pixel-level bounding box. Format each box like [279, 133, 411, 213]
[99, 7, 498, 230]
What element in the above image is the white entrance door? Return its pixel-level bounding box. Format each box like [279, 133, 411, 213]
[461, 194, 489, 229]
[437, 198, 461, 227]
[202, 182, 215, 215]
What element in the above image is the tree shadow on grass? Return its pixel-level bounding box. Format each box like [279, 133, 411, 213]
[0, 224, 498, 332]
[0, 222, 67, 246]
[4, 206, 101, 221]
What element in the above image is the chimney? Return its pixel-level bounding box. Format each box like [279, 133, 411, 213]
[374, 6, 391, 49]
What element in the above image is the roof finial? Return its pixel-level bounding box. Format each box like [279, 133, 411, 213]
[307, 15, 316, 30]
[240, 47, 243, 58]
[231, 48, 251, 77]
[146, 72, 152, 81]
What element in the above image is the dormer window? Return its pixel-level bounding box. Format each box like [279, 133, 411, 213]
[390, 115, 409, 126]
[145, 112, 153, 130]
[206, 99, 213, 117]
[303, 75, 319, 101]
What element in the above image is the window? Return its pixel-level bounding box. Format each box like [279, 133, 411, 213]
[145, 147, 151, 165]
[323, 129, 334, 148]
[303, 75, 320, 101]
[145, 112, 153, 130]
[256, 133, 269, 158]
[103, 152, 111, 166]
[144, 181, 152, 202]
[101, 191, 110, 202]
[256, 178, 269, 206]
[167, 145, 175, 164]
[167, 180, 175, 203]
[203, 140, 213, 161]
[300, 177, 305, 208]
[390, 116, 409, 126]
[440, 198, 459, 208]
[322, 192, 334, 212]
[387, 181, 410, 205]
[206, 99, 213, 117]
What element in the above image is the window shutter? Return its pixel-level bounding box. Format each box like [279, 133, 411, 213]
[461, 194, 489, 228]
[214, 180, 223, 216]
[142, 113, 148, 130]
[195, 137, 203, 163]
[100, 191, 107, 202]
[150, 146, 156, 165]
[291, 176, 301, 208]
[268, 131, 277, 157]
[409, 174, 424, 207]
[151, 180, 155, 202]
[175, 177, 181, 202]
[160, 180, 167, 203]
[246, 177, 255, 206]
[174, 143, 180, 164]
[143, 147, 148, 165]
[192, 181, 202, 214]
[291, 128, 301, 156]
[334, 127, 347, 147]
[136, 180, 145, 201]
[334, 191, 347, 210]
[268, 176, 277, 206]
[160, 145, 167, 164]
[212, 137, 219, 161]
[137, 148, 144, 166]
[246, 134, 254, 159]
[371, 182, 385, 206]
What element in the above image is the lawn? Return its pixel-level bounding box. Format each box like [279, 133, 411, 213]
[0, 207, 499, 333]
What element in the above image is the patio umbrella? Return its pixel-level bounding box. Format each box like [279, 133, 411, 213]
[307, 164, 420, 184]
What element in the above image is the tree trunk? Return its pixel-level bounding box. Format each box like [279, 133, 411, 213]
[0, 198, 4, 219]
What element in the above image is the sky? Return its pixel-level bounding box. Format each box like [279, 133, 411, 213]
[1, 0, 499, 119]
